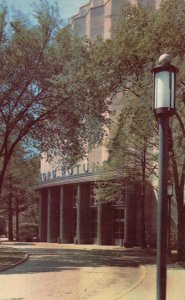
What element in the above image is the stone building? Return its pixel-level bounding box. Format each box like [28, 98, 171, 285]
[38, 0, 159, 247]
[71, 0, 162, 40]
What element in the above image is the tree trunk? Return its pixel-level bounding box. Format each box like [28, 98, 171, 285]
[8, 193, 13, 241]
[177, 209, 185, 260]
[169, 127, 185, 260]
[141, 190, 146, 248]
[0, 168, 7, 201]
[0, 155, 12, 210]
[0, 149, 16, 201]
[140, 140, 146, 248]
[16, 197, 20, 241]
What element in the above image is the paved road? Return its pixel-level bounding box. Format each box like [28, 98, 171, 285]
[0, 243, 142, 300]
[1, 243, 185, 300]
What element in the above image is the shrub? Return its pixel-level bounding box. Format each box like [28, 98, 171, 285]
[19, 223, 38, 242]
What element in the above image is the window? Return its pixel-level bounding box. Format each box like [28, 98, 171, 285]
[113, 208, 125, 239]
[90, 185, 98, 206]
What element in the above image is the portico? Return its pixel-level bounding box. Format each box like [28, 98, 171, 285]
[38, 174, 150, 246]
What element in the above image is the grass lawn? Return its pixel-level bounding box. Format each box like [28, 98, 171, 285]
[0, 247, 27, 270]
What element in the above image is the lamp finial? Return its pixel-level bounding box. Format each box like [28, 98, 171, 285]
[159, 54, 171, 66]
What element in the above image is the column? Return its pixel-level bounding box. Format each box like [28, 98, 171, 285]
[47, 188, 60, 243]
[76, 183, 91, 244]
[59, 186, 64, 243]
[59, 186, 74, 243]
[39, 189, 48, 242]
[97, 202, 102, 245]
[47, 189, 52, 242]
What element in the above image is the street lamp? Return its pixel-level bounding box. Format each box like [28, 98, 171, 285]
[152, 54, 178, 300]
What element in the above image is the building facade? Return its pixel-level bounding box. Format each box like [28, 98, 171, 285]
[38, 0, 159, 247]
[71, 0, 162, 40]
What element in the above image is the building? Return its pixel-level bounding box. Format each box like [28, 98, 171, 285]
[71, 0, 161, 40]
[38, 0, 160, 247]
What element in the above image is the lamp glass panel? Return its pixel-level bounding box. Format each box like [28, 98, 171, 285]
[171, 72, 175, 109]
[167, 184, 173, 196]
[155, 71, 171, 109]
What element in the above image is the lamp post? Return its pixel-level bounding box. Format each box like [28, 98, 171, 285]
[152, 54, 178, 300]
[167, 179, 173, 256]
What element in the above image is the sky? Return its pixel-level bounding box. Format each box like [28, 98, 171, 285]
[0, 0, 88, 22]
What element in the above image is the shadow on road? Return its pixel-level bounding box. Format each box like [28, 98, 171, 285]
[0, 246, 157, 275]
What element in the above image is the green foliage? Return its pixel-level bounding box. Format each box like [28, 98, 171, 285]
[93, 0, 185, 256]
[1, 146, 40, 239]
[95, 85, 158, 201]
[0, 1, 111, 197]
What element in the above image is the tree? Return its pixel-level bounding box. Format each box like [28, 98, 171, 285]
[95, 95, 158, 247]
[1, 147, 39, 241]
[0, 1, 111, 200]
[91, 0, 185, 258]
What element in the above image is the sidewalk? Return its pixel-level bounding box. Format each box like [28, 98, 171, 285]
[121, 264, 185, 300]
[115, 249, 185, 300]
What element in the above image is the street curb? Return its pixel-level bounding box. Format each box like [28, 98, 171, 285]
[113, 265, 146, 300]
[0, 253, 29, 272]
